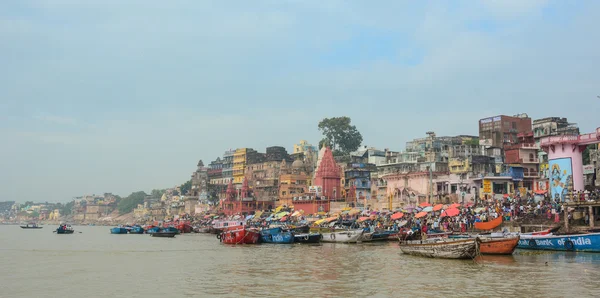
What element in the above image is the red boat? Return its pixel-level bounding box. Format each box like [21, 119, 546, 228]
[219, 227, 260, 244]
[175, 222, 193, 233]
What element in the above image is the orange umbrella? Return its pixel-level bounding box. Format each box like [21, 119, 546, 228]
[450, 203, 461, 209]
[358, 216, 370, 222]
[415, 211, 427, 218]
[433, 204, 443, 211]
[419, 202, 432, 207]
[391, 212, 404, 220]
[441, 208, 460, 218]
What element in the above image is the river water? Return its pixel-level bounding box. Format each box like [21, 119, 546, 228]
[1, 225, 599, 298]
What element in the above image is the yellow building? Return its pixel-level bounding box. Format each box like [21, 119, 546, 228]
[233, 148, 248, 184]
[449, 158, 470, 174]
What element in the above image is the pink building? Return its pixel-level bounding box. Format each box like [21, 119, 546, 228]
[313, 147, 342, 200]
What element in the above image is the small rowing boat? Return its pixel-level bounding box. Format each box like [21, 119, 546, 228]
[20, 223, 42, 229]
[399, 237, 480, 259]
[321, 229, 364, 243]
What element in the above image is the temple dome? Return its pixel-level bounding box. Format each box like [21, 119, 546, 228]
[292, 159, 305, 169]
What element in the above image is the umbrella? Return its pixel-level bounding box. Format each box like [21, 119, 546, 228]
[433, 204, 444, 211]
[391, 212, 404, 220]
[450, 203, 461, 209]
[349, 209, 361, 216]
[358, 216, 370, 222]
[474, 207, 486, 213]
[419, 202, 431, 207]
[397, 220, 408, 227]
[415, 211, 427, 218]
[503, 194, 510, 198]
[440, 208, 460, 218]
[422, 206, 434, 212]
[325, 216, 338, 223]
[280, 216, 288, 222]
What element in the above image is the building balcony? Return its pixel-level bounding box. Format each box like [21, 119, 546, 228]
[519, 158, 540, 164]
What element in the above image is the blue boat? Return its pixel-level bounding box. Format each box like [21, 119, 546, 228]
[146, 226, 162, 234]
[518, 232, 600, 252]
[162, 227, 181, 234]
[110, 226, 128, 234]
[260, 227, 294, 244]
[129, 225, 145, 234]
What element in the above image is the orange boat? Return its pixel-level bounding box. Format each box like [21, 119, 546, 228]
[474, 216, 503, 230]
[480, 236, 520, 255]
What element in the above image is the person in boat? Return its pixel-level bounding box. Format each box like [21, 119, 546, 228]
[421, 220, 428, 240]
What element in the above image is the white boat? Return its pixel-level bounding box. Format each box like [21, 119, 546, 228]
[399, 237, 480, 259]
[321, 229, 364, 243]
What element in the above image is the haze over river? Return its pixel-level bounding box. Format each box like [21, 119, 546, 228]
[1, 225, 599, 298]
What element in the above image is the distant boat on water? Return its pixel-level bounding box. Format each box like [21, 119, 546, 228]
[20, 223, 42, 229]
[110, 226, 128, 234]
[56, 224, 74, 234]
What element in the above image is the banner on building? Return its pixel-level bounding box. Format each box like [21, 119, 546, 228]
[483, 179, 492, 193]
[548, 157, 573, 202]
[583, 165, 595, 175]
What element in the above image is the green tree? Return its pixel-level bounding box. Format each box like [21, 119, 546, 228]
[463, 138, 480, 146]
[582, 146, 592, 165]
[318, 116, 363, 155]
[60, 201, 75, 215]
[180, 180, 192, 196]
[150, 189, 166, 199]
[117, 191, 147, 214]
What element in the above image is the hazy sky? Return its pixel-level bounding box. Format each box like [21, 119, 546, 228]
[1, 1, 599, 202]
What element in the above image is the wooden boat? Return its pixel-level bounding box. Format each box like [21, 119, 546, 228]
[219, 227, 261, 244]
[479, 236, 520, 255]
[110, 227, 128, 234]
[260, 227, 294, 244]
[20, 223, 42, 229]
[474, 217, 503, 230]
[293, 233, 322, 243]
[321, 229, 364, 243]
[518, 232, 600, 252]
[399, 238, 480, 259]
[56, 224, 74, 234]
[151, 231, 177, 238]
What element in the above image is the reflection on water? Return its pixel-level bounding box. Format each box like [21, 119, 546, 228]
[1, 226, 599, 298]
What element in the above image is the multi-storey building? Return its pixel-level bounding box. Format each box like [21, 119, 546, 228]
[504, 132, 539, 193]
[233, 148, 264, 184]
[533, 117, 579, 192]
[479, 114, 532, 147]
[222, 149, 235, 182]
[190, 160, 209, 198]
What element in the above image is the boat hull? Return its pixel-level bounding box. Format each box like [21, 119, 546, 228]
[220, 228, 261, 244]
[321, 229, 364, 243]
[151, 232, 177, 238]
[399, 238, 480, 259]
[294, 233, 322, 243]
[56, 228, 74, 234]
[110, 227, 128, 234]
[480, 237, 520, 255]
[518, 232, 600, 252]
[20, 226, 42, 229]
[129, 226, 145, 234]
[260, 227, 294, 244]
[474, 217, 503, 231]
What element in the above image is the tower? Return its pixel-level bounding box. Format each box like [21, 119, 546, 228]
[313, 147, 341, 199]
